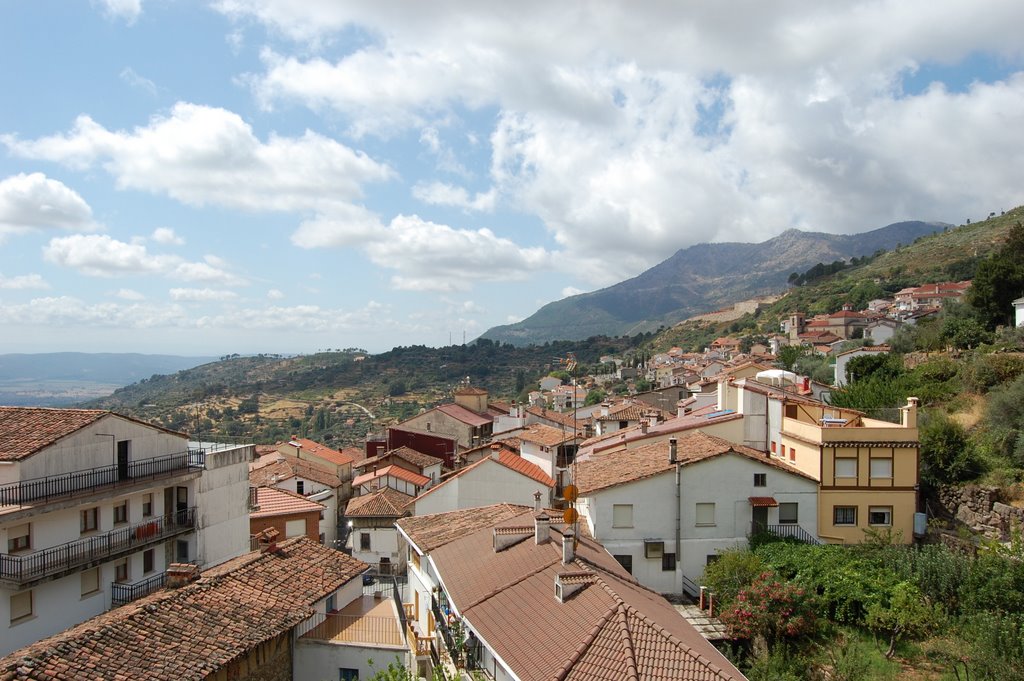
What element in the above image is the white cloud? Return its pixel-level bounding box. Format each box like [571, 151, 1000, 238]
[0, 273, 49, 290]
[115, 288, 145, 300]
[169, 288, 238, 302]
[119, 67, 157, 96]
[2, 102, 393, 215]
[43, 234, 247, 286]
[291, 204, 385, 248]
[151, 227, 184, 245]
[413, 182, 496, 212]
[0, 173, 97, 240]
[266, 288, 285, 300]
[0, 296, 187, 328]
[561, 286, 585, 298]
[96, 0, 141, 24]
[223, 1, 1024, 285]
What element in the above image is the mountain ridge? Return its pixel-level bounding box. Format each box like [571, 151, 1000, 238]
[481, 220, 949, 345]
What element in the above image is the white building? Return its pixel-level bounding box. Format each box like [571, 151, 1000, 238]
[0, 407, 252, 655]
[575, 432, 819, 593]
[1015, 296, 1024, 327]
[396, 504, 746, 681]
[250, 450, 344, 546]
[344, 486, 414, 575]
[410, 447, 553, 516]
[513, 423, 579, 498]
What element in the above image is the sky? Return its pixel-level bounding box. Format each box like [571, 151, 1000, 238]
[1, 1, 1023, 356]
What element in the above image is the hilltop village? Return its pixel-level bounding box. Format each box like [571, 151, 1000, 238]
[1, 276, 1024, 681]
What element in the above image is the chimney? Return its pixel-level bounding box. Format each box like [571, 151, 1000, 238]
[640, 421, 648, 435]
[490, 444, 502, 460]
[669, 438, 677, 464]
[166, 562, 200, 588]
[562, 529, 575, 563]
[257, 527, 281, 554]
[533, 491, 542, 513]
[901, 397, 920, 429]
[535, 513, 551, 544]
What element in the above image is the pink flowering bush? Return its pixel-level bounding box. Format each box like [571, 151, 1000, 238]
[720, 571, 817, 650]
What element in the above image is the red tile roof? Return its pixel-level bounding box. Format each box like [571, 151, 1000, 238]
[454, 386, 489, 396]
[413, 451, 554, 505]
[524, 406, 581, 429]
[435, 403, 493, 427]
[345, 486, 414, 518]
[748, 496, 779, 507]
[397, 504, 530, 553]
[249, 453, 342, 489]
[0, 408, 183, 462]
[250, 486, 325, 518]
[518, 423, 579, 447]
[576, 431, 817, 495]
[355, 446, 443, 472]
[353, 464, 430, 488]
[0, 537, 367, 680]
[400, 507, 744, 681]
[283, 438, 354, 465]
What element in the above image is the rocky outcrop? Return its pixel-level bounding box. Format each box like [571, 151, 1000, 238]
[937, 484, 1024, 540]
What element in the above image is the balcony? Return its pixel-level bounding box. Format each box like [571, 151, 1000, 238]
[111, 571, 167, 607]
[0, 508, 197, 586]
[0, 449, 205, 508]
[750, 522, 822, 545]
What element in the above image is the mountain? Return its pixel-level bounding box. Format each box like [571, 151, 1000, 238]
[0, 352, 218, 406]
[480, 221, 949, 346]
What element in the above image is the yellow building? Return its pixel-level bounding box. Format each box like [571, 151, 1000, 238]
[776, 397, 919, 544]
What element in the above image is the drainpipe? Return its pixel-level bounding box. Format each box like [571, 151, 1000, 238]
[670, 438, 681, 596]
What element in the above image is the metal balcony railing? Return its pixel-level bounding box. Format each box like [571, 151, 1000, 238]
[0, 508, 197, 585]
[0, 449, 205, 507]
[111, 571, 167, 607]
[750, 522, 823, 545]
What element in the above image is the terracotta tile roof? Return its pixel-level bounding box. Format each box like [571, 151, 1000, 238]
[524, 406, 580, 429]
[518, 423, 579, 447]
[345, 486, 414, 518]
[748, 496, 779, 507]
[0, 407, 182, 462]
[413, 451, 554, 505]
[353, 464, 430, 489]
[595, 403, 670, 422]
[434, 403, 493, 427]
[576, 431, 817, 495]
[0, 537, 367, 681]
[454, 386, 489, 396]
[249, 453, 342, 489]
[283, 438, 354, 465]
[354, 446, 442, 472]
[397, 504, 530, 553]
[250, 486, 325, 519]
[405, 507, 744, 681]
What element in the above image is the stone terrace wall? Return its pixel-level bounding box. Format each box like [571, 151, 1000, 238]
[936, 484, 1024, 541]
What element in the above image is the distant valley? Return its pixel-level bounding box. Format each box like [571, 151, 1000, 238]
[0, 352, 218, 406]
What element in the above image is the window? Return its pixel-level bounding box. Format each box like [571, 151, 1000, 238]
[789, 447, 796, 461]
[612, 504, 634, 528]
[296, 480, 305, 495]
[618, 420, 628, 429]
[613, 554, 633, 574]
[285, 519, 306, 538]
[870, 458, 893, 479]
[113, 501, 128, 525]
[835, 458, 857, 479]
[81, 567, 100, 596]
[778, 503, 798, 524]
[695, 502, 716, 526]
[176, 539, 189, 562]
[706, 554, 721, 565]
[10, 591, 32, 623]
[339, 668, 359, 681]
[142, 493, 153, 517]
[869, 506, 893, 526]
[644, 541, 664, 559]
[770, 441, 777, 453]
[115, 560, 129, 584]
[7, 523, 30, 553]
[143, 549, 155, 574]
[326, 593, 337, 613]
[833, 506, 857, 526]
[662, 553, 676, 572]
[360, 532, 371, 551]
[80, 507, 98, 534]
[753, 473, 767, 487]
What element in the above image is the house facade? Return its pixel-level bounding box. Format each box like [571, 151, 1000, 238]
[0, 408, 252, 655]
[576, 433, 819, 592]
[344, 486, 413, 575]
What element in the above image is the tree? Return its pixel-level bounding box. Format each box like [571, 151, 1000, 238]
[968, 221, 1024, 329]
[865, 581, 943, 659]
[776, 345, 805, 372]
[919, 410, 983, 487]
[584, 388, 606, 406]
[720, 571, 816, 653]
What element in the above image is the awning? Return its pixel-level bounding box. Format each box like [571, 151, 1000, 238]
[748, 496, 779, 507]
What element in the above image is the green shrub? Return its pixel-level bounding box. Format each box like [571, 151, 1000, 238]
[701, 547, 765, 607]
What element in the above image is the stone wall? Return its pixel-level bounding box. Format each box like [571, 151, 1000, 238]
[936, 484, 1024, 540]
